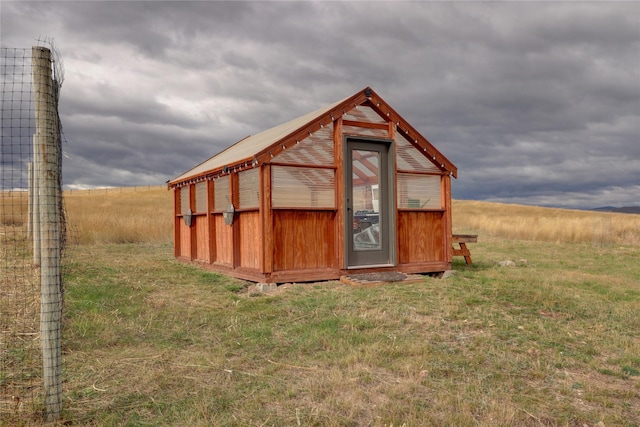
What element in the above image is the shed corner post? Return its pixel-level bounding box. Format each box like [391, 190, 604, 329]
[333, 116, 345, 269]
[173, 186, 181, 258]
[260, 164, 273, 274]
[388, 121, 400, 265]
[443, 174, 453, 265]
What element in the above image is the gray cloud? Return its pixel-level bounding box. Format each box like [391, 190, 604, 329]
[2, 1, 638, 207]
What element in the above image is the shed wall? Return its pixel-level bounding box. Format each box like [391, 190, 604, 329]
[273, 210, 336, 271]
[238, 211, 261, 269]
[172, 91, 455, 283]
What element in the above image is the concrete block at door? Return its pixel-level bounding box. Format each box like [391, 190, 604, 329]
[441, 270, 456, 279]
[255, 283, 277, 293]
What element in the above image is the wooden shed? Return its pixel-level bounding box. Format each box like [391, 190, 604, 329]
[168, 87, 457, 283]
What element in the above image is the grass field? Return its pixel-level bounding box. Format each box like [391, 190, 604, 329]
[2, 187, 639, 425]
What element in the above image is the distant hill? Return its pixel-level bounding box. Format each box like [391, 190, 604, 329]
[592, 206, 640, 215]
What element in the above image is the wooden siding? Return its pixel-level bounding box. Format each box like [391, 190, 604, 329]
[273, 210, 336, 271]
[172, 88, 457, 282]
[238, 211, 261, 270]
[194, 215, 209, 262]
[173, 188, 181, 257]
[333, 117, 345, 269]
[397, 211, 444, 264]
[179, 218, 191, 259]
[213, 214, 233, 266]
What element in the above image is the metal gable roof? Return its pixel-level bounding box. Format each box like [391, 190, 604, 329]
[170, 95, 352, 184]
[169, 87, 457, 186]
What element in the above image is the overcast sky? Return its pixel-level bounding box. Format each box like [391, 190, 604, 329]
[2, 1, 639, 208]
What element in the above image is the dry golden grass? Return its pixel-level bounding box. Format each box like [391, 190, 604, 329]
[0, 225, 41, 421]
[7, 187, 638, 247]
[0, 191, 29, 227]
[59, 187, 640, 247]
[453, 199, 640, 246]
[63, 186, 173, 245]
[3, 188, 639, 425]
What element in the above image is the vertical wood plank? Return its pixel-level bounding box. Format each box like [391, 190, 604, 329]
[333, 117, 344, 268]
[173, 188, 180, 257]
[180, 220, 191, 259]
[195, 215, 209, 261]
[388, 121, 400, 264]
[261, 165, 273, 273]
[273, 211, 335, 271]
[231, 173, 240, 268]
[443, 175, 453, 263]
[189, 184, 196, 260]
[214, 214, 233, 265]
[238, 211, 261, 269]
[398, 211, 444, 263]
[207, 179, 216, 263]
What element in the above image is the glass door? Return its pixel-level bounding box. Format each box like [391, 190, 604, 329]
[345, 139, 393, 267]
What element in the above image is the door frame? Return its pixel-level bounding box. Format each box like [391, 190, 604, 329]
[343, 136, 396, 268]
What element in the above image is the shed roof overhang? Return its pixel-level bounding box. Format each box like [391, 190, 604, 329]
[168, 87, 457, 188]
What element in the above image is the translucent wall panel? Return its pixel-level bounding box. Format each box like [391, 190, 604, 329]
[239, 168, 259, 209]
[343, 106, 386, 124]
[396, 134, 441, 173]
[214, 175, 230, 211]
[343, 125, 387, 138]
[195, 182, 207, 213]
[397, 173, 442, 209]
[273, 123, 334, 166]
[272, 166, 335, 208]
[180, 186, 190, 215]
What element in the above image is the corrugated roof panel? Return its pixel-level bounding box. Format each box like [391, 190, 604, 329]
[170, 87, 458, 185]
[171, 95, 350, 183]
[273, 123, 334, 166]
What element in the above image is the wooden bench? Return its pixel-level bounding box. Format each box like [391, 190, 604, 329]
[452, 234, 478, 265]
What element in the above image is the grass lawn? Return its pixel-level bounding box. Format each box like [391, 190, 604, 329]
[55, 239, 639, 426]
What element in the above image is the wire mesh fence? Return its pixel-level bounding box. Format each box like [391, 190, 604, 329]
[1, 44, 65, 423]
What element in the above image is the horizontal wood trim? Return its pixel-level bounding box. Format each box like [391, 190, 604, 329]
[268, 161, 337, 170]
[396, 169, 448, 176]
[271, 268, 341, 283]
[210, 208, 259, 214]
[272, 207, 337, 211]
[177, 212, 207, 217]
[398, 208, 446, 213]
[342, 119, 389, 130]
[213, 261, 233, 268]
[394, 262, 450, 274]
[339, 262, 449, 276]
[452, 234, 478, 243]
[174, 258, 449, 283]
